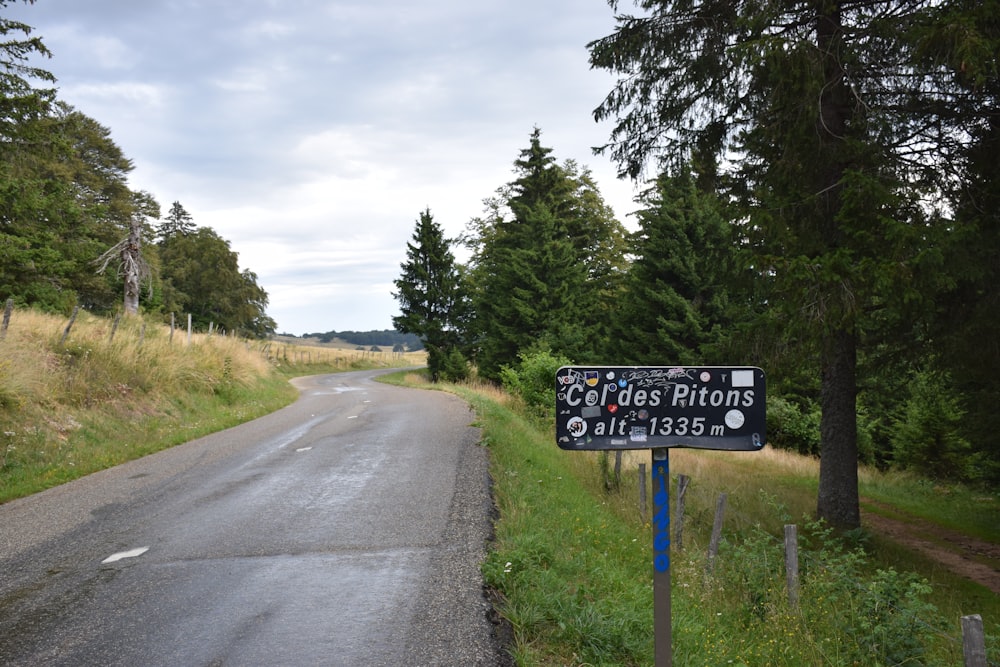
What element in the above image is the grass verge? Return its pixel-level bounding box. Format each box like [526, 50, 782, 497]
[381, 371, 1000, 666]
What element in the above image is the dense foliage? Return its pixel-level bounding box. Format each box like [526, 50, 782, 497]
[396, 23, 999, 514]
[0, 4, 274, 336]
[583, 0, 1000, 524]
[462, 128, 628, 380]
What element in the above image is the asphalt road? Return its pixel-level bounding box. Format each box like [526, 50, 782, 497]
[0, 369, 506, 666]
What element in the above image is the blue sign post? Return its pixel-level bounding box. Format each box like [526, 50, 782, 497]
[555, 366, 766, 667]
[652, 448, 671, 666]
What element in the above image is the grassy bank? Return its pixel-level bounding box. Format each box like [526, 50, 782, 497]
[0, 308, 424, 503]
[383, 371, 999, 666]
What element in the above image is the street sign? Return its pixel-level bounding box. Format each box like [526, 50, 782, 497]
[555, 366, 766, 451]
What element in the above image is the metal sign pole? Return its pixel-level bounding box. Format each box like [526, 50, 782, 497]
[652, 447, 671, 667]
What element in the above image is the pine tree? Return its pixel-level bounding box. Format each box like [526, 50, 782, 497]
[589, 0, 967, 526]
[615, 168, 733, 366]
[392, 209, 469, 381]
[157, 201, 196, 241]
[467, 129, 627, 379]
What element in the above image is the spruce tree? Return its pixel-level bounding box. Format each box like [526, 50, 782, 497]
[158, 201, 196, 241]
[589, 0, 968, 526]
[615, 168, 733, 366]
[392, 209, 469, 381]
[468, 129, 627, 379]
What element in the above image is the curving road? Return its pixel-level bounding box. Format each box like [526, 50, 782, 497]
[0, 370, 505, 666]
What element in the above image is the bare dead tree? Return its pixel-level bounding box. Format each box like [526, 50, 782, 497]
[95, 210, 152, 315]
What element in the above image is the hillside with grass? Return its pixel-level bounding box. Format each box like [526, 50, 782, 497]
[0, 308, 425, 503]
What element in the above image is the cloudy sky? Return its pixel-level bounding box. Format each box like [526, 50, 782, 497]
[8, 0, 642, 335]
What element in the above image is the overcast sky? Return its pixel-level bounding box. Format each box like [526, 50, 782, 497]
[8, 0, 641, 335]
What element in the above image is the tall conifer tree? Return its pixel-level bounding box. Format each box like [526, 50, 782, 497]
[468, 129, 627, 379]
[615, 168, 733, 366]
[392, 209, 469, 381]
[589, 0, 969, 526]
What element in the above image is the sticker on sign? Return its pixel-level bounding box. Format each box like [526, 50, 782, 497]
[555, 366, 766, 451]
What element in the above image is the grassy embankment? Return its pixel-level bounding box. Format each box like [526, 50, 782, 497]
[0, 307, 424, 503]
[384, 370, 1000, 666]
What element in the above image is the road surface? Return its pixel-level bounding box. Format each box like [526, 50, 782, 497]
[0, 369, 505, 666]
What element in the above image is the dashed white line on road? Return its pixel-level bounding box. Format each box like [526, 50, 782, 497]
[102, 547, 149, 564]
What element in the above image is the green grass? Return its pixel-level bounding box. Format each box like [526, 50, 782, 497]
[385, 373, 1000, 666]
[860, 471, 1000, 542]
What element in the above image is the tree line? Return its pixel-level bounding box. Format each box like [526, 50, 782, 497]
[394, 0, 1000, 529]
[296, 329, 423, 350]
[0, 2, 275, 337]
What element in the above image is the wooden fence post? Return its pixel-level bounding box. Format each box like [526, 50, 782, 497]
[169, 312, 175, 343]
[706, 492, 727, 576]
[186, 313, 192, 345]
[1, 298, 12, 340]
[59, 306, 79, 346]
[108, 312, 121, 343]
[961, 614, 987, 667]
[784, 524, 800, 610]
[675, 474, 690, 551]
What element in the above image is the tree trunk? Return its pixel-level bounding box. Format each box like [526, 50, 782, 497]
[817, 326, 860, 528]
[122, 217, 141, 315]
[813, 0, 860, 529]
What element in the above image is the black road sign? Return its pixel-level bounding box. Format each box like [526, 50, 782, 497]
[555, 366, 766, 451]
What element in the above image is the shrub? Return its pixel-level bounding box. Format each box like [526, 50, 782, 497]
[890, 368, 973, 481]
[766, 394, 820, 455]
[499, 348, 573, 421]
[438, 347, 470, 382]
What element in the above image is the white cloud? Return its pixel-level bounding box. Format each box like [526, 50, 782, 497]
[7, 0, 640, 335]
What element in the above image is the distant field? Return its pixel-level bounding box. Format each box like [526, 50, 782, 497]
[272, 334, 421, 351]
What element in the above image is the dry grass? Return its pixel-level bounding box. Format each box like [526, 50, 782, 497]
[0, 307, 425, 501]
[262, 339, 426, 370]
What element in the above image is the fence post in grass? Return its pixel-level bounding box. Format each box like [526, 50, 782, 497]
[961, 614, 987, 667]
[675, 474, 690, 551]
[169, 312, 175, 343]
[614, 451, 623, 489]
[706, 493, 727, 576]
[784, 524, 800, 610]
[639, 463, 647, 521]
[186, 313, 192, 345]
[1, 298, 12, 340]
[108, 312, 121, 343]
[59, 306, 79, 346]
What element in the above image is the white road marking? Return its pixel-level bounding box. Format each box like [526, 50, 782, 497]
[102, 547, 149, 564]
[296, 447, 312, 452]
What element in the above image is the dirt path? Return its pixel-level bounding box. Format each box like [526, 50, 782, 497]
[861, 498, 1000, 595]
